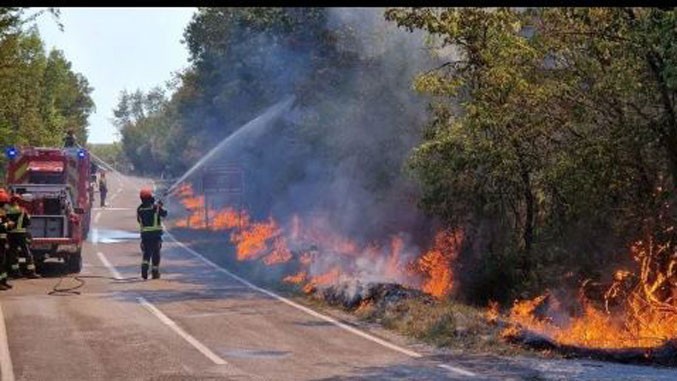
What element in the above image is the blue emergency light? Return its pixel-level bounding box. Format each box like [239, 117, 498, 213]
[77, 148, 87, 158]
[5, 146, 17, 159]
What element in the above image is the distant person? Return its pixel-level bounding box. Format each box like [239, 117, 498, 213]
[98, 171, 108, 207]
[63, 129, 77, 148]
[137, 188, 167, 279]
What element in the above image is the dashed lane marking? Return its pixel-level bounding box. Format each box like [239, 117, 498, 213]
[96, 251, 122, 280]
[138, 297, 228, 366]
[95, 250, 228, 366]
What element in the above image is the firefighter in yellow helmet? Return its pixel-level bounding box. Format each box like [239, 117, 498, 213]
[0, 190, 14, 290]
[5, 194, 40, 279]
[137, 188, 167, 279]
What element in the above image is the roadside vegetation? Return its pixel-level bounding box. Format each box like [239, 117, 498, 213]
[120, 7, 677, 361]
[0, 8, 94, 180]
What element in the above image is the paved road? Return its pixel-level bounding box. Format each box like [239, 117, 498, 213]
[0, 172, 675, 380]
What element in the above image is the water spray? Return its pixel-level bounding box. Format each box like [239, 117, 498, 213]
[163, 96, 296, 198]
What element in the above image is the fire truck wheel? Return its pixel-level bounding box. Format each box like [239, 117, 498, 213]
[66, 250, 83, 274]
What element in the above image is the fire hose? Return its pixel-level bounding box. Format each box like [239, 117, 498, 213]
[48, 275, 142, 296]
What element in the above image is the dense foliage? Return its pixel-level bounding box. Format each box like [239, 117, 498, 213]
[386, 7, 677, 301]
[0, 8, 94, 179]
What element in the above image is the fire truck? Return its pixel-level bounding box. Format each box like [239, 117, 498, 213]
[3, 146, 94, 273]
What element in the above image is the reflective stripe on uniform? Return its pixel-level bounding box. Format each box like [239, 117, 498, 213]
[139, 206, 163, 232]
[7, 205, 27, 233]
[26, 264, 35, 270]
[11, 264, 19, 270]
[0, 273, 5, 280]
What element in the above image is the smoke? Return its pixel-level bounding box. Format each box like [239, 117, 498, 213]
[182, 8, 442, 289]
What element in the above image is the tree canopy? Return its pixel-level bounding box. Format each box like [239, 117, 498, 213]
[0, 8, 94, 179]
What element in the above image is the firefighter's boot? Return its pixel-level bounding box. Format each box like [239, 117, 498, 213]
[151, 267, 160, 279]
[24, 263, 40, 279]
[141, 262, 149, 280]
[9, 264, 21, 279]
[0, 276, 11, 290]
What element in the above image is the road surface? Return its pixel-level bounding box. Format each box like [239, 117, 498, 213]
[0, 172, 675, 380]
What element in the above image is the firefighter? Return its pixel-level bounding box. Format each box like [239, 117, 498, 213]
[137, 188, 167, 279]
[0, 190, 13, 290]
[5, 194, 40, 279]
[98, 171, 108, 207]
[63, 128, 77, 148]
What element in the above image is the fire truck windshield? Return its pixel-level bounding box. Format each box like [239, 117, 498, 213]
[28, 171, 65, 184]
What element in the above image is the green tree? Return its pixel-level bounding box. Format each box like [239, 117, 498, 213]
[386, 7, 677, 301]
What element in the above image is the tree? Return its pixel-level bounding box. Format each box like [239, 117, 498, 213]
[0, 15, 93, 179]
[386, 7, 677, 301]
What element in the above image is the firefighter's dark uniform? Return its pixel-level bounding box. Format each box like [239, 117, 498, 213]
[5, 203, 39, 278]
[99, 176, 108, 207]
[0, 207, 12, 289]
[63, 133, 76, 148]
[137, 199, 167, 279]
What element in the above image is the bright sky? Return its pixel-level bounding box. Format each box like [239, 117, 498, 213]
[34, 7, 196, 144]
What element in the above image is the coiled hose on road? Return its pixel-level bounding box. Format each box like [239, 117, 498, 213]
[48, 275, 142, 296]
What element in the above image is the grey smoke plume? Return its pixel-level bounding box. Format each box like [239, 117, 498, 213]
[184, 8, 442, 287]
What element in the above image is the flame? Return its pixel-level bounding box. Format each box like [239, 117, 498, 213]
[502, 229, 677, 349]
[486, 300, 500, 325]
[303, 267, 341, 294]
[263, 237, 293, 265]
[417, 230, 464, 298]
[172, 182, 462, 298]
[283, 271, 307, 284]
[231, 218, 280, 261]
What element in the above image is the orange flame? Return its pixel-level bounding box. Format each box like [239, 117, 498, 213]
[503, 231, 677, 349]
[173, 183, 462, 298]
[417, 229, 464, 298]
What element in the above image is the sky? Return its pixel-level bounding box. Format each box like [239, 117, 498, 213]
[33, 7, 197, 144]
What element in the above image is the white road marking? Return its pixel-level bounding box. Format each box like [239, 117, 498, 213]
[96, 251, 122, 280]
[0, 302, 15, 381]
[94, 211, 101, 224]
[138, 297, 228, 366]
[438, 364, 477, 377]
[166, 232, 472, 367]
[96, 249, 227, 366]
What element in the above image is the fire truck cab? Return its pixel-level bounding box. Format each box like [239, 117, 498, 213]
[4, 146, 94, 273]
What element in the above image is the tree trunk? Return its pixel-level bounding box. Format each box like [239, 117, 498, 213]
[521, 168, 535, 276]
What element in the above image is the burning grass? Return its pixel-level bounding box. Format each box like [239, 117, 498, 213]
[170, 182, 677, 362]
[168, 183, 526, 355]
[171, 183, 465, 300]
[491, 224, 677, 365]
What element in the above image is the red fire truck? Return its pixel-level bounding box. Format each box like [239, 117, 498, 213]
[3, 146, 94, 273]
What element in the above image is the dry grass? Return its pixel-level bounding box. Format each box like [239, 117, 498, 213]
[354, 298, 524, 355]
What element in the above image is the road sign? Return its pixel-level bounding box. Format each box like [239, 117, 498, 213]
[202, 165, 244, 194]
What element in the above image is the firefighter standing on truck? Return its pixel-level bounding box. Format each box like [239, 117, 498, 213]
[0, 189, 14, 290]
[137, 188, 167, 279]
[5, 194, 40, 279]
